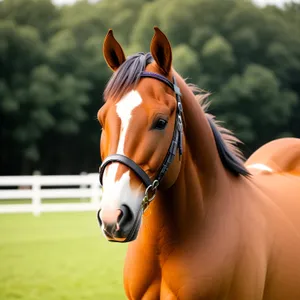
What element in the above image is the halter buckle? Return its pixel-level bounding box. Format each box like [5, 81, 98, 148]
[174, 84, 181, 97]
[177, 116, 183, 156]
[141, 180, 159, 211]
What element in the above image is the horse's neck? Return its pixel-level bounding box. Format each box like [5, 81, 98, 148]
[139, 155, 204, 249]
[137, 150, 230, 262]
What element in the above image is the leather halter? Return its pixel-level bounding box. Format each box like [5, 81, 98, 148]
[98, 71, 184, 208]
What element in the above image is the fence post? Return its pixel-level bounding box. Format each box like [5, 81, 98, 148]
[32, 172, 41, 216]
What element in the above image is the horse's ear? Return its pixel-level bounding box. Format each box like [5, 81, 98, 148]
[150, 27, 172, 75]
[103, 29, 126, 72]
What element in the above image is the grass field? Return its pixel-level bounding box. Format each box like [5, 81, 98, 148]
[0, 212, 127, 300]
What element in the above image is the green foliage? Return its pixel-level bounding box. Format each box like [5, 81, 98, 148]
[214, 64, 297, 148]
[1, 0, 300, 174]
[202, 35, 235, 85]
[0, 0, 59, 40]
[173, 44, 200, 79]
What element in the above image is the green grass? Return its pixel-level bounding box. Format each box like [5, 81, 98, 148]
[0, 212, 128, 300]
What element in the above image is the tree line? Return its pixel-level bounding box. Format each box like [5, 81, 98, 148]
[1, 0, 300, 175]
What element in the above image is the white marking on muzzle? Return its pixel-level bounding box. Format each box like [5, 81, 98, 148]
[101, 91, 143, 211]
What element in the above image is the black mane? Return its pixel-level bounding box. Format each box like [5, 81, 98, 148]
[207, 117, 250, 176]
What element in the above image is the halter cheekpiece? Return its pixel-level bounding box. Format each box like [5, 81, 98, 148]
[99, 71, 184, 211]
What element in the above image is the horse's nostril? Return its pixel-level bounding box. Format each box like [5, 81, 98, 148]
[119, 205, 132, 227]
[97, 207, 133, 236]
[116, 210, 123, 231]
[117, 210, 123, 223]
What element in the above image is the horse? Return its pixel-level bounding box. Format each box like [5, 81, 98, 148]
[97, 27, 300, 299]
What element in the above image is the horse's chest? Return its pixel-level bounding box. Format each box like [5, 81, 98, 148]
[124, 255, 217, 300]
[160, 256, 218, 299]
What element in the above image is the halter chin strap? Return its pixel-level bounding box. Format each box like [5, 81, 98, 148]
[99, 71, 184, 209]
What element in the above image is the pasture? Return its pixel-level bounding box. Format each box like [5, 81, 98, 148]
[0, 211, 127, 300]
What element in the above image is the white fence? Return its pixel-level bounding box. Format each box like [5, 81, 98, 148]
[0, 173, 102, 215]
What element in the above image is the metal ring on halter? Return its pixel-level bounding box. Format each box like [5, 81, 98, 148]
[141, 180, 159, 211]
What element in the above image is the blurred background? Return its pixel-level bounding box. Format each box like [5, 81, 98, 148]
[1, 0, 300, 176]
[0, 0, 299, 299]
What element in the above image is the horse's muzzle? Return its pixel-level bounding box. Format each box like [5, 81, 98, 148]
[97, 205, 142, 243]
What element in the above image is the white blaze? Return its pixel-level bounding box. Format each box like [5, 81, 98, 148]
[101, 90, 143, 210]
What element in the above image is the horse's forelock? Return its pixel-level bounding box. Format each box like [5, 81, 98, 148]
[104, 52, 153, 101]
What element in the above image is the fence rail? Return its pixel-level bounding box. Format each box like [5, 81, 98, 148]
[0, 173, 102, 215]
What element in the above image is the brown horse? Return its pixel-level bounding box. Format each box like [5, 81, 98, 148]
[97, 27, 300, 299]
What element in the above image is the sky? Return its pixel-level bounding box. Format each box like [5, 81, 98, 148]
[52, 0, 300, 7]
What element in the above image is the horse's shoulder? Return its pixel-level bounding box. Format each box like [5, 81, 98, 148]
[246, 138, 300, 175]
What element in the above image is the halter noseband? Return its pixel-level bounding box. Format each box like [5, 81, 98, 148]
[99, 71, 184, 211]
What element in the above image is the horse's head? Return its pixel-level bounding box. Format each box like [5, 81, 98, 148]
[97, 27, 184, 242]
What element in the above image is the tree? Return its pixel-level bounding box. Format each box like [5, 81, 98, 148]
[1, 0, 300, 174]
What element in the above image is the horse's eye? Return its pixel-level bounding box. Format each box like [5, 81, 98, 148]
[153, 119, 168, 130]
